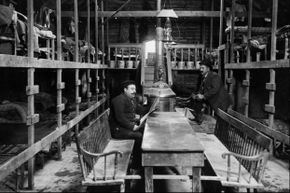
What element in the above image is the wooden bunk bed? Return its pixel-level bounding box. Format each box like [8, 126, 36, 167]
[0, 0, 108, 191]
[219, 0, 289, 158]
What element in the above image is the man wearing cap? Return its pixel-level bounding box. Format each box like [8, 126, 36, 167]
[192, 58, 232, 123]
[109, 80, 148, 170]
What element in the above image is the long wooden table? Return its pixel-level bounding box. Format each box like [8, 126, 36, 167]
[142, 112, 204, 192]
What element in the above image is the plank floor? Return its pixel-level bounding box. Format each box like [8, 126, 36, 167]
[0, 114, 288, 192]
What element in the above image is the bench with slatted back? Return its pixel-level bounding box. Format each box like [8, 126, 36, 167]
[76, 109, 135, 192]
[197, 108, 272, 191]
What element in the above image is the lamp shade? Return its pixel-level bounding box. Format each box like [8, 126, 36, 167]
[157, 9, 178, 18]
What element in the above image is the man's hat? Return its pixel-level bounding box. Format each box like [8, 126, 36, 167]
[121, 80, 136, 89]
[9, 0, 17, 5]
[200, 58, 214, 69]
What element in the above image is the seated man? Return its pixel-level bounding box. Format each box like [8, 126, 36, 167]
[191, 58, 232, 124]
[109, 80, 148, 170]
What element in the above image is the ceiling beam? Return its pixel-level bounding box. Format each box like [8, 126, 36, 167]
[62, 10, 221, 18]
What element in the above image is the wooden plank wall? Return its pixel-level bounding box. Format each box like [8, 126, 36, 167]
[105, 0, 220, 48]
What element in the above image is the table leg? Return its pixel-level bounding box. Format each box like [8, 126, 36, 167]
[145, 167, 153, 192]
[192, 167, 201, 192]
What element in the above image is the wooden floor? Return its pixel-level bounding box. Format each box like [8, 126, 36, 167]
[0, 116, 289, 192]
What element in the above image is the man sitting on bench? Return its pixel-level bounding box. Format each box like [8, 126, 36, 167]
[191, 57, 232, 124]
[109, 80, 148, 172]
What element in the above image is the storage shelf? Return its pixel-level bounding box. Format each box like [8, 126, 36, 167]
[225, 59, 290, 70]
[0, 54, 107, 69]
[172, 68, 200, 71]
[107, 67, 137, 70]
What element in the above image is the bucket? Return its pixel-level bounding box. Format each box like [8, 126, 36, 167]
[171, 61, 177, 69]
[118, 60, 125, 68]
[110, 60, 115, 68]
[187, 61, 194, 69]
[126, 60, 133, 68]
[178, 61, 185, 69]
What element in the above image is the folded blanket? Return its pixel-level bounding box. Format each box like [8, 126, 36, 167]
[0, 5, 13, 26]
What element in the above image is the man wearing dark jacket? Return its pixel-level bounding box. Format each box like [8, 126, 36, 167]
[109, 80, 147, 169]
[192, 58, 232, 123]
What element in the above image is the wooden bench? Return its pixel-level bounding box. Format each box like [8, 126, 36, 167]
[76, 109, 137, 192]
[197, 109, 272, 191]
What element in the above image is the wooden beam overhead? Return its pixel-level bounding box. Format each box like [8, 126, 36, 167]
[62, 10, 221, 18]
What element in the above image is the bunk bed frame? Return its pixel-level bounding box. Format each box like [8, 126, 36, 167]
[0, 0, 108, 190]
[218, 0, 289, 156]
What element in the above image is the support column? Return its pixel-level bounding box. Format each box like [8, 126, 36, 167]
[101, 0, 105, 64]
[218, 0, 224, 76]
[95, 0, 100, 116]
[56, 0, 63, 160]
[266, 0, 278, 129]
[209, 0, 214, 51]
[243, 0, 253, 117]
[27, 0, 39, 189]
[95, 0, 99, 63]
[87, 0, 91, 63]
[56, 69, 65, 160]
[87, 69, 92, 122]
[230, 0, 236, 63]
[96, 69, 100, 116]
[74, 0, 80, 136]
[227, 0, 236, 107]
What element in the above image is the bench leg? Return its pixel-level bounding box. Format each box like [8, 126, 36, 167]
[192, 167, 201, 192]
[16, 165, 25, 190]
[120, 183, 125, 193]
[144, 167, 153, 192]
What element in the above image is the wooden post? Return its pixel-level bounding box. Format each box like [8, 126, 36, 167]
[106, 0, 109, 60]
[52, 38, 55, 60]
[230, 0, 235, 63]
[95, 0, 99, 63]
[135, 21, 140, 43]
[201, 0, 206, 47]
[87, 0, 91, 63]
[218, 0, 224, 76]
[140, 43, 146, 86]
[101, 0, 105, 64]
[209, 0, 214, 51]
[74, 0, 80, 136]
[226, 0, 236, 106]
[87, 69, 92, 121]
[266, 0, 278, 129]
[46, 39, 51, 59]
[244, 0, 253, 117]
[27, 0, 39, 189]
[227, 70, 233, 96]
[56, 0, 63, 160]
[102, 69, 106, 110]
[96, 69, 99, 116]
